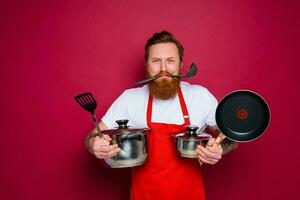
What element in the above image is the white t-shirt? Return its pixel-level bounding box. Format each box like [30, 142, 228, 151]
[102, 81, 218, 129]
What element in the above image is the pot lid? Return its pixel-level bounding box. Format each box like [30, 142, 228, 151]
[174, 132, 212, 140]
[173, 125, 212, 140]
[101, 119, 151, 135]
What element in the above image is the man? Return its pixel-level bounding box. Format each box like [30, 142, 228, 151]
[86, 31, 238, 200]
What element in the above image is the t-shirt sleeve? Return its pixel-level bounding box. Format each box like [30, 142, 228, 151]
[205, 91, 218, 126]
[101, 91, 130, 129]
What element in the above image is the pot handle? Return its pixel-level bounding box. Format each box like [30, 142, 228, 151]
[119, 134, 143, 145]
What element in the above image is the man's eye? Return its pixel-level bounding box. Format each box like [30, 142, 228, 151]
[167, 60, 174, 63]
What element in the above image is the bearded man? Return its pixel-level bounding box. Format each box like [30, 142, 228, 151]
[85, 31, 238, 200]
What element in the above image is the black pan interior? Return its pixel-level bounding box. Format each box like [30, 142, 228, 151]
[216, 90, 270, 142]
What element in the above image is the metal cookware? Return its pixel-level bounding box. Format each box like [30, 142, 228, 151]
[215, 90, 271, 144]
[74, 92, 150, 168]
[173, 125, 212, 158]
[101, 119, 150, 168]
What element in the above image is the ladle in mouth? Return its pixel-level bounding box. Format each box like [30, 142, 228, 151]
[134, 63, 197, 85]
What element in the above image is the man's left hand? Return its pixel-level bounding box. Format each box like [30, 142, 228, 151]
[196, 138, 223, 166]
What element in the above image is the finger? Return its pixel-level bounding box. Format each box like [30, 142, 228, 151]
[94, 137, 110, 146]
[94, 148, 121, 159]
[102, 134, 112, 142]
[198, 156, 218, 165]
[198, 159, 203, 166]
[196, 149, 220, 163]
[206, 138, 216, 146]
[196, 145, 222, 160]
[95, 144, 119, 152]
[106, 148, 121, 157]
[206, 139, 221, 151]
[206, 145, 223, 155]
[198, 155, 218, 165]
[94, 134, 112, 143]
[198, 143, 223, 155]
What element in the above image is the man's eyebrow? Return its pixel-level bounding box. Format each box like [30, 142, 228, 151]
[151, 56, 175, 60]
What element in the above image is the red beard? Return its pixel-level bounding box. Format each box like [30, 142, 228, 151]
[147, 71, 180, 100]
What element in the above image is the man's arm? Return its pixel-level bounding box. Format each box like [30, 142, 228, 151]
[207, 125, 239, 155]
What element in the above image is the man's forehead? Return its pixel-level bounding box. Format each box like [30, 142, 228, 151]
[148, 43, 180, 58]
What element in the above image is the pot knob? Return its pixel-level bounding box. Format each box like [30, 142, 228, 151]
[186, 125, 199, 137]
[116, 119, 129, 129]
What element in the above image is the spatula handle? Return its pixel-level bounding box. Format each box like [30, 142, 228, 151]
[91, 114, 103, 138]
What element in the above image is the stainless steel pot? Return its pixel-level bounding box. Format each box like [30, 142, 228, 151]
[173, 125, 212, 158]
[101, 119, 150, 168]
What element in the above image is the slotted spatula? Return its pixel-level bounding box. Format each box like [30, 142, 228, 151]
[74, 92, 103, 138]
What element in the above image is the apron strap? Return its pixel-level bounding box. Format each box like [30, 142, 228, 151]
[178, 88, 191, 126]
[146, 87, 191, 127]
[147, 94, 153, 128]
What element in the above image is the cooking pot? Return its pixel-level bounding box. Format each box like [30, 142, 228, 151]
[101, 119, 150, 168]
[173, 125, 212, 158]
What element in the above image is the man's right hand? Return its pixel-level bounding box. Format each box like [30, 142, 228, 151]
[91, 135, 121, 159]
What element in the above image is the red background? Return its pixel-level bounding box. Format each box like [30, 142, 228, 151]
[1, 0, 299, 199]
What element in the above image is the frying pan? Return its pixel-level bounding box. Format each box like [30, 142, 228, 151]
[214, 90, 270, 144]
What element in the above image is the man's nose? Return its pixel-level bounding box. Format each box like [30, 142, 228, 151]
[160, 61, 167, 72]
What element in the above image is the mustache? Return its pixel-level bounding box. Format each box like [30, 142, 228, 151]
[153, 71, 174, 77]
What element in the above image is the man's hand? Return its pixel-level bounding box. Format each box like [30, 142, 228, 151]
[196, 138, 223, 166]
[91, 135, 121, 159]
[85, 121, 121, 159]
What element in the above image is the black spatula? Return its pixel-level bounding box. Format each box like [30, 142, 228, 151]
[74, 92, 103, 138]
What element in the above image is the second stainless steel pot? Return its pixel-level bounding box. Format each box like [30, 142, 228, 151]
[173, 125, 212, 158]
[101, 119, 150, 168]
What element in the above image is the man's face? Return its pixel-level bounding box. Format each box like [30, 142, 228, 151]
[146, 42, 182, 100]
[146, 42, 182, 79]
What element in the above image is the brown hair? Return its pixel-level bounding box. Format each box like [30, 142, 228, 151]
[144, 31, 184, 62]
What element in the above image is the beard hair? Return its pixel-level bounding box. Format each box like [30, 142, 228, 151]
[146, 71, 180, 100]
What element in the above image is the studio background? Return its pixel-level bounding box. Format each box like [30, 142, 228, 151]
[1, 1, 299, 199]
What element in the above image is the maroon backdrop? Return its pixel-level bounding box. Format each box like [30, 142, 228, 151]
[1, 1, 299, 199]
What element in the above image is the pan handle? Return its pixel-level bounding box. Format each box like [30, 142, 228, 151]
[214, 132, 227, 145]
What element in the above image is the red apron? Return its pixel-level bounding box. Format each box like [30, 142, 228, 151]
[131, 88, 206, 200]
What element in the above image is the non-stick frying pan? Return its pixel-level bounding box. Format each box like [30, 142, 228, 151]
[214, 90, 270, 144]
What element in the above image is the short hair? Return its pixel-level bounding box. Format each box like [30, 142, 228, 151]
[144, 31, 184, 62]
